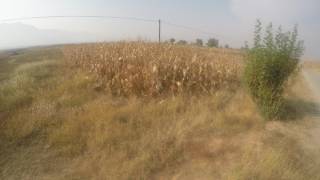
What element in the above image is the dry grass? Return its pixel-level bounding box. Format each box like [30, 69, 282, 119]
[1, 44, 320, 180]
[1, 68, 257, 179]
[63, 42, 243, 97]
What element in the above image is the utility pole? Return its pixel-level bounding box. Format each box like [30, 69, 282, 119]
[158, 19, 161, 43]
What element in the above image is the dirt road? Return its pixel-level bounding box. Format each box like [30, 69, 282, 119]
[302, 69, 320, 149]
[303, 69, 320, 100]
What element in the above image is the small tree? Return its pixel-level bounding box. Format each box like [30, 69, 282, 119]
[177, 40, 188, 45]
[169, 38, 176, 44]
[207, 38, 219, 47]
[244, 20, 304, 119]
[224, 44, 230, 48]
[195, 39, 203, 46]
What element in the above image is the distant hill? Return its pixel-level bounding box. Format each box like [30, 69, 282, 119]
[0, 23, 98, 50]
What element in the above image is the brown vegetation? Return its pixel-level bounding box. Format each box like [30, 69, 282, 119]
[1, 44, 320, 180]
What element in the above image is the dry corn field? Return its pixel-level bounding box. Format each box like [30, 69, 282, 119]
[64, 42, 244, 97]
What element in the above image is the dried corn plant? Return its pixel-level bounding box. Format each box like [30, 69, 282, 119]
[63, 42, 244, 97]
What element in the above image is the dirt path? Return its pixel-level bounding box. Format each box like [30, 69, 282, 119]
[302, 69, 320, 145]
[303, 69, 320, 100]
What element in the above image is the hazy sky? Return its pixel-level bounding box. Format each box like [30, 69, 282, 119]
[0, 0, 319, 59]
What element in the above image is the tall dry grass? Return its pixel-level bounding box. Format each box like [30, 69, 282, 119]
[63, 42, 243, 97]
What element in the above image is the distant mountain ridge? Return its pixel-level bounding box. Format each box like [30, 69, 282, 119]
[0, 23, 98, 50]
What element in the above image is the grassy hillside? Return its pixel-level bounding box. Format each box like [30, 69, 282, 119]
[0, 43, 320, 179]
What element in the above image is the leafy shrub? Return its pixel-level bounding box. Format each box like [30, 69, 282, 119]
[244, 20, 304, 119]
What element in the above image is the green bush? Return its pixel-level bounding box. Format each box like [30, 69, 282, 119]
[244, 20, 304, 119]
